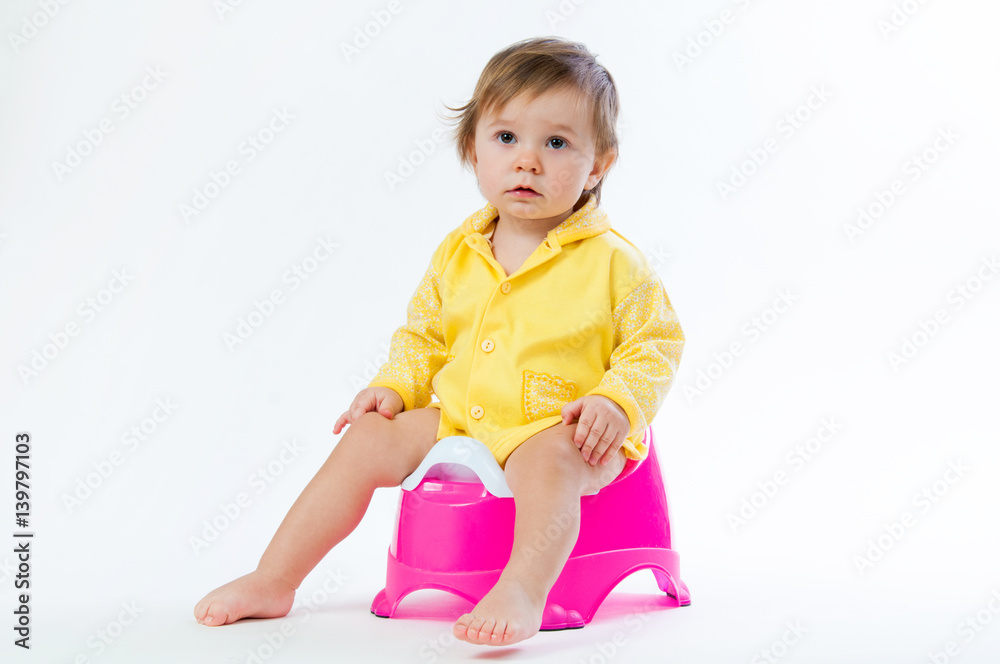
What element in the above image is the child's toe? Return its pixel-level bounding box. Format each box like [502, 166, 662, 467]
[202, 603, 231, 626]
[471, 618, 494, 643]
[193, 599, 212, 624]
[452, 613, 474, 641]
[469, 616, 489, 640]
[490, 622, 507, 643]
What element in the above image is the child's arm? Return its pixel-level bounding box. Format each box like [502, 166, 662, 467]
[564, 271, 685, 465]
[367, 259, 448, 412]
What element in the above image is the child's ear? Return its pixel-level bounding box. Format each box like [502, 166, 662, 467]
[467, 137, 478, 173]
[585, 148, 617, 190]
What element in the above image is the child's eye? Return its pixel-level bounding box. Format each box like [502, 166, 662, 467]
[548, 137, 567, 149]
[497, 131, 515, 144]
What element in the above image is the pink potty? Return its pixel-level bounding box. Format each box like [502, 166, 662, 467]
[370, 427, 690, 630]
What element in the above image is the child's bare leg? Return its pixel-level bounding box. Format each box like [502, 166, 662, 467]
[194, 407, 441, 626]
[452, 422, 627, 646]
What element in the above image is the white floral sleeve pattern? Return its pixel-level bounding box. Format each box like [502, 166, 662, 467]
[586, 273, 684, 440]
[368, 261, 448, 411]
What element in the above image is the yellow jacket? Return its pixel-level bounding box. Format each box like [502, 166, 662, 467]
[369, 193, 684, 468]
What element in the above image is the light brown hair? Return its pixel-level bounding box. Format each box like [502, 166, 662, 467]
[444, 36, 620, 204]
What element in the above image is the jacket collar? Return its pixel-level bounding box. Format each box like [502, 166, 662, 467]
[460, 193, 610, 247]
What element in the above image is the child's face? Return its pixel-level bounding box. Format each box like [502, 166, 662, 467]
[470, 85, 614, 226]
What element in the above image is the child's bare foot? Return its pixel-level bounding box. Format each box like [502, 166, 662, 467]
[452, 578, 546, 646]
[194, 570, 295, 626]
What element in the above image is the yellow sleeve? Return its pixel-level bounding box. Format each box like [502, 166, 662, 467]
[367, 259, 447, 412]
[585, 272, 684, 442]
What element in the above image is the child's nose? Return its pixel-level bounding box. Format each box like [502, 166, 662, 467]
[514, 148, 541, 172]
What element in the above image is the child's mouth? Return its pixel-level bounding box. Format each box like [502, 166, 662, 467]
[508, 186, 540, 197]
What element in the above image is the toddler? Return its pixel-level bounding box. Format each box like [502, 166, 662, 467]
[194, 36, 684, 647]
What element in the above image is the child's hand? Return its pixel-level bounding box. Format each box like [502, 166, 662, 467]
[560, 395, 631, 466]
[333, 387, 404, 435]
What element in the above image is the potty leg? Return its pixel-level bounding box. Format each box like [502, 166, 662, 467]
[651, 567, 691, 606]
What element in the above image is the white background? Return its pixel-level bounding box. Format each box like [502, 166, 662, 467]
[2, 1, 999, 662]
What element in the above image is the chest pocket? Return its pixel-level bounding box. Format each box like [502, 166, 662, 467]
[522, 370, 578, 422]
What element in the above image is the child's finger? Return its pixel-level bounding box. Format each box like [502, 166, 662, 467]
[597, 435, 622, 466]
[377, 393, 402, 418]
[333, 411, 349, 434]
[598, 422, 630, 465]
[579, 418, 606, 462]
[573, 410, 594, 448]
[561, 399, 582, 426]
[587, 424, 615, 465]
[350, 401, 368, 421]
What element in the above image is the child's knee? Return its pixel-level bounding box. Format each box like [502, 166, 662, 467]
[505, 428, 584, 484]
[338, 411, 386, 446]
[505, 427, 627, 497]
[335, 412, 392, 464]
[338, 410, 438, 487]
